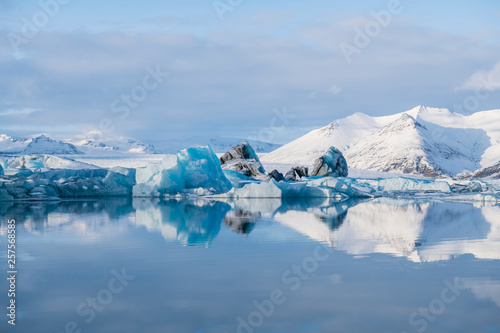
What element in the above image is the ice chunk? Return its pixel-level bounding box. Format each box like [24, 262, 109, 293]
[1, 167, 135, 200]
[284, 166, 308, 181]
[310, 147, 348, 177]
[222, 180, 284, 198]
[473, 193, 499, 204]
[223, 170, 260, 189]
[0, 163, 3, 176]
[305, 177, 372, 197]
[268, 169, 285, 181]
[220, 142, 266, 178]
[0, 183, 13, 201]
[446, 179, 487, 193]
[376, 177, 451, 192]
[6, 154, 99, 170]
[51, 171, 132, 197]
[133, 146, 232, 197]
[217, 177, 365, 199]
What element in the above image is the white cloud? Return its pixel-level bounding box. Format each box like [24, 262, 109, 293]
[459, 61, 500, 91]
[329, 85, 342, 95]
[0, 108, 41, 116]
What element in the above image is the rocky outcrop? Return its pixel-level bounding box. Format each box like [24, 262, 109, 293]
[462, 163, 500, 179]
[310, 147, 348, 177]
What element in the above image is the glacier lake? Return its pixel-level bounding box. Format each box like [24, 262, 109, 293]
[1, 198, 499, 333]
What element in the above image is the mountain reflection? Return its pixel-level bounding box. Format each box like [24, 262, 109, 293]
[1, 198, 499, 261]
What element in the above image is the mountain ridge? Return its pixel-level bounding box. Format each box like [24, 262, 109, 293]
[261, 106, 500, 178]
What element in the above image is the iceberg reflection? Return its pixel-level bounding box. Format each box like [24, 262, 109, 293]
[1, 198, 499, 261]
[132, 198, 231, 246]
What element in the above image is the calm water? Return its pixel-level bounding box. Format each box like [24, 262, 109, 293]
[1, 198, 499, 333]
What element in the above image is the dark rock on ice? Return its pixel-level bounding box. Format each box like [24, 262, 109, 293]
[310, 147, 348, 177]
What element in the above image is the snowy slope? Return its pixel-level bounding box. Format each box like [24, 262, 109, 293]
[0, 134, 31, 154]
[346, 114, 475, 176]
[0, 134, 83, 155]
[23, 135, 83, 154]
[262, 106, 500, 177]
[0, 133, 155, 155]
[66, 133, 156, 154]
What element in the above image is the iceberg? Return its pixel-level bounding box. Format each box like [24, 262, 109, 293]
[473, 193, 499, 204]
[4, 154, 99, 170]
[376, 177, 451, 192]
[219, 141, 267, 179]
[0, 166, 136, 200]
[217, 177, 370, 199]
[310, 146, 348, 177]
[284, 166, 308, 181]
[133, 146, 232, 197]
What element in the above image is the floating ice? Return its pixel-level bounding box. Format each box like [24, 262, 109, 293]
[217, 176, 369, 199]
[5, 154, 99, 170]
[376, 177, 451, 192]
[219, 142, 267, 179]
[133, 146, 232, 197]
[0, 166, 136, 200]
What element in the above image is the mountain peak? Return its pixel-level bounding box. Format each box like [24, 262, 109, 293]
[381, 113, 426, 134]
[263, 105, 500, 177]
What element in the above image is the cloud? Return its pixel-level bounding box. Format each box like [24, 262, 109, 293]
[0, 107, 40, 116]
[0, 12, 499, 143]
[459, 61, 500, 91]
[329, 85, 342, 95]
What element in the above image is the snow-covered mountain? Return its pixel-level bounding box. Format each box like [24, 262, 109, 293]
[0, 132, 280, 156]
[0, 133, 155, 155]
[0, 134, 83, 155]
[262, 106, 500, 177]
[149, 136, 281, 154]
[67, 133, 156, 154]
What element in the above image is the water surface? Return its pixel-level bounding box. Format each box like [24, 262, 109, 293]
[1, 198, 499, 333]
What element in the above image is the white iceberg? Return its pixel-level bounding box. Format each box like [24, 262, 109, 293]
[376, 177, 451, 192]
[216, 177, 369, 199]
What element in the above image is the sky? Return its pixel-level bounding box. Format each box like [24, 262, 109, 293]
[1, 0, 500, 144]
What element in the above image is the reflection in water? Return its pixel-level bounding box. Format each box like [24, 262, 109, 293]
[272, 198, 500, 262]
[0, 199, 134, 238]
[460, 278, 500, 308]
[1, 198, 499, 333]
[132, 198, 231, 246]
[223, 209, 261, 235]
[1, 198, 499, 261]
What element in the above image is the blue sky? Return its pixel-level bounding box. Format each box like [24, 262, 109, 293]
[1, 0, 500, 143]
